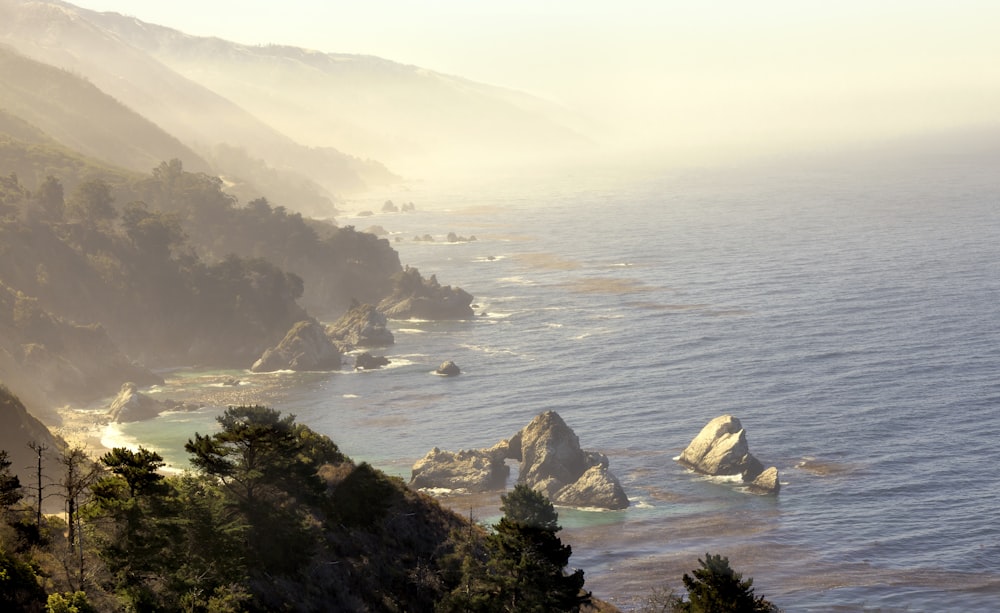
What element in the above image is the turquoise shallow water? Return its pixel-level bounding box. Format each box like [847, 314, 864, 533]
[113, 164, 1000, 611]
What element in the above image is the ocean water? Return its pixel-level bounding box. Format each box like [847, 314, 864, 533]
[109, 162, 1000, 611]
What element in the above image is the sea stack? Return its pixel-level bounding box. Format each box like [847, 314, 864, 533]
[677, 415, 780, 494]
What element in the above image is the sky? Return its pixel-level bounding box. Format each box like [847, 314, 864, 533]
[68, 0, 1000, 163]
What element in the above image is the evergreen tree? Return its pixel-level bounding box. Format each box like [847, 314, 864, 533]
[90, 446, 175, 607]
[185, 406, 341, 575]
[440, 484, 589, 612]
[0, 449, 23, 513]
[679, 553, 779, 613]
[34, 175, 65, 222]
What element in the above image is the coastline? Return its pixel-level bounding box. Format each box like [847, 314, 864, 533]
[50, 404, 113, 459]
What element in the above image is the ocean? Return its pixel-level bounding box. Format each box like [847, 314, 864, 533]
[103, 160, 1000, 611]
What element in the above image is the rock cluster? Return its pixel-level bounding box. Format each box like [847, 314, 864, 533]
[326, 302, 394, 349]
[251, 320, 342, 373]
[410, 442, 510, 492]
[410, 411, 629, 510]
[378, 267, 474, 320]
[107, 382, 201, 423]
[677, 415, 780, 494]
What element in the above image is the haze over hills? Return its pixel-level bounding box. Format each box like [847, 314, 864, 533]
[90, 15, 594, 175]
[0, 43, 209, 175]
[0, 0, 592, 200]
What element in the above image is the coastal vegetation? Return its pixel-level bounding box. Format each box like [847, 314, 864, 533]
[0, 390, 778, 611]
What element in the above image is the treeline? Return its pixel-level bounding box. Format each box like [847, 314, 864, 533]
[0, 398, 780, 612]
[0, 159, 407, 407]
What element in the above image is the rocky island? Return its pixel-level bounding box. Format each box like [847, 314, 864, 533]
[677, 414, 780, 494]
[411, 410, 629, 510]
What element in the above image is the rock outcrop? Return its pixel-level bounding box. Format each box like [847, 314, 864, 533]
[354, 352, 390, 370]
[251, 319, 342, 373]
[410, 411, 629, 510]
[677, 415, 780, 494]
[435, 361, 461, 376]
[511, 411, 629, 509]
[326, 302, 394, 350]
[107, 382, 200, 423]
[377, 267, 474, 320]
[410, 442, 510, 492]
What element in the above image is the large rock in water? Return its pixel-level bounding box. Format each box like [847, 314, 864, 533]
[251, 320, 342, 373]
[677, 415, 779, 494]
[107, 382, 200, 423]
[511, 411, 629, 509]
[410, 411, 629, 510]
[377, 267, 474, 320]
[325, 302, 394, 350]
[410, 442, 510, 492]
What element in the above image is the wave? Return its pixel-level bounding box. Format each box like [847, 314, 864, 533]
[497, 275, 537, 285]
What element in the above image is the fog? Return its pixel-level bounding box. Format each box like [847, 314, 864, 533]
[64, 0, 1000, 174]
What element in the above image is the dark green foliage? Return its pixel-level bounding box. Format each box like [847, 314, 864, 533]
[90, 447, 174, 607]
[186, 405, 332, 508]
[120, 202, 185, 262]
[99, 447, 165, 499]
[439, 484, 589, 613]
[67, 178, 117, 225]
[0, 546, 46, 612]
[0, 449, 23, 511]
[33, 176, 65, 222]
[678, 553, 778, 613]
[186, 406, 341, 576]
[329, 462, 401, 528]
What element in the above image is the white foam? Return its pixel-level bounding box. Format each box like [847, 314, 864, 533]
[498, 276, 536, 285]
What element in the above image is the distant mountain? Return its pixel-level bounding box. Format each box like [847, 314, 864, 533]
[100, 31, 594, 173]
[0, 43, 210, 175]
[0, 0, 590, 182]
[0, 0, 393, 215]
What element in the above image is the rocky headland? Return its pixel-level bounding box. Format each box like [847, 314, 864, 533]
[378, 266, 474, 320]
[677, 414, 780, 494]
[411, 410, 629, 510]
[251, 319, 343, 373]
[107, 382, 202, 423]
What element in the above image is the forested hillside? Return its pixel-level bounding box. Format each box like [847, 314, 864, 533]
[0, 44, 210, 174]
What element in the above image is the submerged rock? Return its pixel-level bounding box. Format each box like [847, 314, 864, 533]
[354, 352, 390, 370]
[677, 415, 779, 494]
[251, 319, 342, 373]
[435, 361, 461, 376]
[410, 410, 629, 510]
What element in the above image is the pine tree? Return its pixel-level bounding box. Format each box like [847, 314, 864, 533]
[440, 484, 589, 612]
[0, 449, 23, 512]
[680, 553, 779, 613]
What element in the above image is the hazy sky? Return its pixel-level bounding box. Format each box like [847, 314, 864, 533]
[69, 0, 1000, 161]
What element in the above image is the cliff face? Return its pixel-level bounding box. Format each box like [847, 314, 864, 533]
[0, 383, 64, 493]
[0, 280, 162, 419]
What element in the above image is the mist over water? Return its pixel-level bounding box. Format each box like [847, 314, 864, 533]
[115, 162, 1000, 611]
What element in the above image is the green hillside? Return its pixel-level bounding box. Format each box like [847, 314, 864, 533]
[0, 44, 210, 175]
